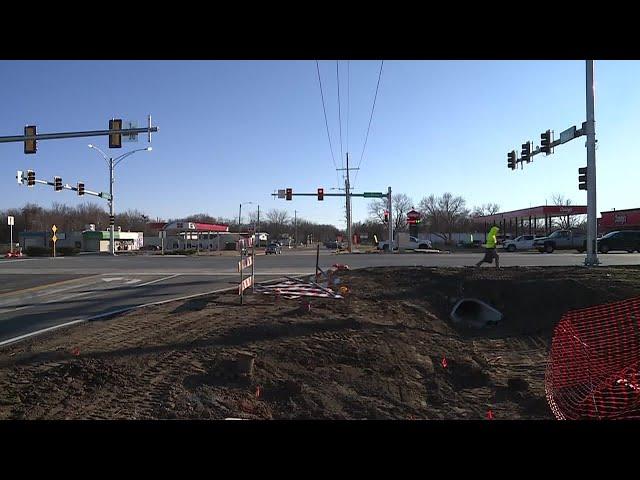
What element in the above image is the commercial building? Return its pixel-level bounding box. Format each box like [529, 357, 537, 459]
[598, 208, 640, 234]
[17, 227, 143, 252]
[474, 205, 588, 238]
[82, 230, 144, 252]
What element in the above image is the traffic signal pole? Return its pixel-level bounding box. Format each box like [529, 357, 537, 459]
[17, 171, 108, 198]
[272, 185, 393, 253]
[109, 157, 115, 256]
[0, 117, 158, 147]
[504, 60, 599, 266]
[585, 60, 599, 266]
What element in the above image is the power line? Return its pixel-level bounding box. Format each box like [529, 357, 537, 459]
[346, 60, 350, 159]
[353, 60, 384, 189]
[315, 60, 340, 187]
[337, 60, 344, 172]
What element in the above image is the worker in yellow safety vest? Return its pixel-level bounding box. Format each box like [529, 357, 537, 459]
[475, 225, 500, 268]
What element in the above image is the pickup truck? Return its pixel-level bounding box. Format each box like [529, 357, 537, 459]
[533, 230, 587, 253]
[378, 235, 432, 251]
[502, 234, 540, 252]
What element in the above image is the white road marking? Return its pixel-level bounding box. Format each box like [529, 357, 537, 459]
[0, 305, 31, 314]
[135, 274, 180, 288]
[0, 276, 291, 348]
[0, 258, 34, 264]
[102, 277, 124, 282]
[44, 291, 93, 304]
[0, 277, 150, 316]
[0, 319, 86, 347]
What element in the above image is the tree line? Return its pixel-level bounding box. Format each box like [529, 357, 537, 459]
[0, 193, 585, 245]
[367, 192, 585, 243]
[0, 204, 342, 245]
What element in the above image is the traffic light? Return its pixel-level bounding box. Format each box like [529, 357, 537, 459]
[54, 176, 62, 191]
[521, 141, 531, 163]
[27, 170, 35, 186]
[109, 215, 115, 226]
[317, 188, 324, 201]
[507, 150, 516, 170]
[579, 167, 588, 190]
[109, 118, 122, 149]
[286, 188, 292, 201]
[24, 125, 37, 154]
[77, 182, 85, 196]
[383, 210, 389, 223]
[540, 130, 552, 155]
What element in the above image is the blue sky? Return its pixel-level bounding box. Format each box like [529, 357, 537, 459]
[1, 60, 638, 228]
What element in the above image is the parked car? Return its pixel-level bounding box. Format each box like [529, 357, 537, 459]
[502, 234, 540, 252]
[596, 230, 640, 253]
[325, 241, 338, 250]
[265, 243, 282, 255]
[495, 234, 513, 245]
[140, 245, 160, 251]
[533, 229, 587, 253]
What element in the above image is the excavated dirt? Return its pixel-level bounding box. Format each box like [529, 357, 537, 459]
[1, 265, 640, 420]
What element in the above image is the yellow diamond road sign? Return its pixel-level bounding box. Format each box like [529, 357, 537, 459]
[52, 235, 58, 243]
[52, 225, 58, 233]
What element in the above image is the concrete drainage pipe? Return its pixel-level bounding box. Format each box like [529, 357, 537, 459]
[450, 298, 503, 328]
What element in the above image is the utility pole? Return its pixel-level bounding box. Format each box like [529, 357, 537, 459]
[337, 153, 358, 253]
[346, 154, 352, 252]
[388, 186, 393, 253]
[257, 204, 260, 233]
[585, 60, 599, 266]
[238, 203, 242, 234]
[294, 210, 297, 249]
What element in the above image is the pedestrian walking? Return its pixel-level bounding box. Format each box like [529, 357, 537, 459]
[476, 225, 500, 268]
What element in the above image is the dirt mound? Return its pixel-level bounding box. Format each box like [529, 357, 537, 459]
[1, 266, 639, 420]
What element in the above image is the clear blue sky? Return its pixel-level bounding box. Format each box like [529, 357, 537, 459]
[1, 60, 638, 228]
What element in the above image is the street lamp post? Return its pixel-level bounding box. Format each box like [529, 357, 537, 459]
[238, 202, 254, 234]
[88, 144, 152, 256]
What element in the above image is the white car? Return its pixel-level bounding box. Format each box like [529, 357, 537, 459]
[502, 234, 538, 252]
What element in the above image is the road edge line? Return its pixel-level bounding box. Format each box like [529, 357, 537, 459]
[0, 275, 296, 349]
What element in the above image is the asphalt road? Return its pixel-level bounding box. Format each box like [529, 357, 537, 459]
[1, 248, 639, 346]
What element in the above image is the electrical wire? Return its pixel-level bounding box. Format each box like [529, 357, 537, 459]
[337, 60, 344, 172]
[315, 60, 340, 188]
[353, 60, 384, 189]
[316, 60, 338, 172]
[346, 60, 350, 158]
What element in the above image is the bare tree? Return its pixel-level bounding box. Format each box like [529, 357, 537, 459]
[418, 193, 469, 243]
[367, 193, 413, 232]
[116, 209, 151, 233]
[551, 194, 582, 229]
[265, 209, 290, 239]
[265, 209, 289, 225]
[472, 203, 500, 217]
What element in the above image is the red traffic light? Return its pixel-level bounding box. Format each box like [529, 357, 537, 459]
[317, 188, 324, 201]
[286, 188, 292, 201]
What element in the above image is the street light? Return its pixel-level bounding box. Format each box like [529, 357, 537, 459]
[238, 201, 254, 234]
[88, 144, 153, 256]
